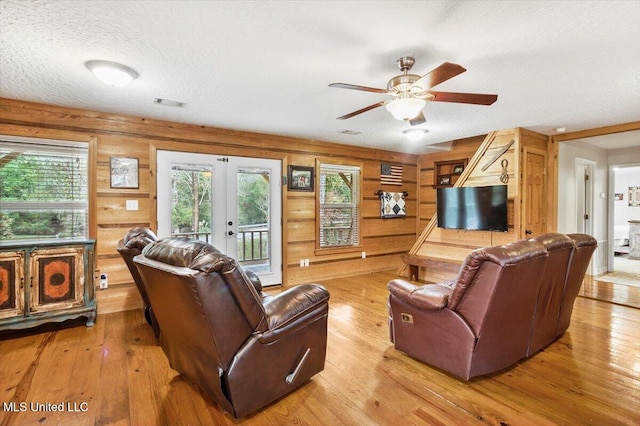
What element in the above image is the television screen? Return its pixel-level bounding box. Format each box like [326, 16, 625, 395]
[437, 185, 508, 231]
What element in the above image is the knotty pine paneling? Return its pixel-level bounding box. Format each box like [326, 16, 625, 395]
[286, 254, 402, 283]
[407, 129, 550, 282]
[0, 98, 421, 302]
[287, 195, 316, 220]
[362, 217, 415, 237]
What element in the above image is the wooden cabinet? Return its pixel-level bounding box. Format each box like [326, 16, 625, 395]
[433, 158, 468, 188]
[0, 239, 96, 331]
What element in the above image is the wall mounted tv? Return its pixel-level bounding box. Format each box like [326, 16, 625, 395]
[436, 185, 508, 232]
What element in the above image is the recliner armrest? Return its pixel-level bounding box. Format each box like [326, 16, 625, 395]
[387, 278, 453, 310]
[263, 284, 329, 330]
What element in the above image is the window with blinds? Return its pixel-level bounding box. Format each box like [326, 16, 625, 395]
[0, 136, 89, 241]
[318, 162, 361, 248]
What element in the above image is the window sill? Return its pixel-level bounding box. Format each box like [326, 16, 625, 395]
[314, 245, 363, 256]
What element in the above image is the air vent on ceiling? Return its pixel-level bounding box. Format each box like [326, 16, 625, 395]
[340, 130, 362, 136]
[153, 98, 185, 107]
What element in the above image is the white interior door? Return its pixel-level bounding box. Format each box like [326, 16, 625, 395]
[157, 151, 282, 285]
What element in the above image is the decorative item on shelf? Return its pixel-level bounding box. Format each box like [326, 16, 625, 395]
[376, 190, 408, 219]
[380, 163, 403, 186]
[500, 159, 509, 183]
[110, 157, 139, 189]
[439, 176, 451, 186]
[433, 158, 468, 188]
[287, 165, 314, 191]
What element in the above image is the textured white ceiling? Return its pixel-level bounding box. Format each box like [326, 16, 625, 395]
[1, 0, 639, 154]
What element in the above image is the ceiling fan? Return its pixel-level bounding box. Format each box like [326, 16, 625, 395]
[329, 57, 498, 126]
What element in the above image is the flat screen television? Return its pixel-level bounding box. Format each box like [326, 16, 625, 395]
[437, 185, 508, 232]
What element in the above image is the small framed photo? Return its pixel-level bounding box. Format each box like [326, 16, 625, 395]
[453, 164, 464, 174]
[630, 186, 640, 207]
[110, 157, 139, 189]
[288, 165, 314, 191]
[614, 193, 624, 201]
[439, 176, 451, 185]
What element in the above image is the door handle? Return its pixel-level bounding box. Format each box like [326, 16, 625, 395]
[525, 229, 532, 235]
[228, 231, 235, 236]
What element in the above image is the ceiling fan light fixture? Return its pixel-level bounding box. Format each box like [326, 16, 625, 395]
[386, 97, 425, 121]
[86, 60, 138, 87]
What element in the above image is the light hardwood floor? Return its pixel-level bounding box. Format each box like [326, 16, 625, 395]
[1, 270, 639, 425]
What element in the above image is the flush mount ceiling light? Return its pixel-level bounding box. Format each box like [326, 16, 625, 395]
[85, 60, 138, 87]
[402, 127, 429, 141]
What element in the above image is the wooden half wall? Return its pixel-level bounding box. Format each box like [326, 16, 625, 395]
[0, 98, 417, 313]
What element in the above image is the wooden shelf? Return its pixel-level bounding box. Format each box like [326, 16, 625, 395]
[433, 158, 468, 188]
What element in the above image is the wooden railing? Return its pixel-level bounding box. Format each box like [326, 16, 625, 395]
[171, 225, 269, 263]
[236, 225, 269, 262]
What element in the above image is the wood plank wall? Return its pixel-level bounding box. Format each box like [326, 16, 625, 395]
[0, 98, 420, 313]
[408, 128, 550, 282]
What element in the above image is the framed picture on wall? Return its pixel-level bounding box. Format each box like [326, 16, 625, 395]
[288, 165, 314, 191]
[614, 193, 624, 201]
[110, 157, 139, 189]
[630, 186, 640, 207]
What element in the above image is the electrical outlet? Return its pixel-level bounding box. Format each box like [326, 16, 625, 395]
[304, 259, 309, 267]
[299, 259, 305, 267]
[362, 251, 366, 259]
[99, 273, 108, 289]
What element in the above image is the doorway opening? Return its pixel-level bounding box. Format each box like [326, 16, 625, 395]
[609, 164, 640, 276]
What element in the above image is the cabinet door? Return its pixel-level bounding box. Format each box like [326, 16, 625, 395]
[29, 247, 85, 313]
[0, 251, 25, 319]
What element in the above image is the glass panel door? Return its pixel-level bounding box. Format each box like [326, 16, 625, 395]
[157, 151, 282, 285]
[225, 157, 282, 285]
[169, 163, 213, 243]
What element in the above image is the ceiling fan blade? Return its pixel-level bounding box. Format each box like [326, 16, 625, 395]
[428, 91, 498, 105]
[409, 111, 426, 126]
[336, 101, 385, 120]
[329, 82, 388, 94]
[412, 62, 467, 91]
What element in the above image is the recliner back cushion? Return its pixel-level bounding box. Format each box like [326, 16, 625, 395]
[448, 240, 548, 310]
[141, 237, 268, 331]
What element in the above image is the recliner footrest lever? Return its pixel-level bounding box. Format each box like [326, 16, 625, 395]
[286, 348, 311, 384]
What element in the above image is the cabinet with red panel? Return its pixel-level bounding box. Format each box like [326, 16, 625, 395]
[0, 239, 96, 332]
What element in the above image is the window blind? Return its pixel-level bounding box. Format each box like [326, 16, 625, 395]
[318, 163, 360, 247]
[0, 137, 88, 240]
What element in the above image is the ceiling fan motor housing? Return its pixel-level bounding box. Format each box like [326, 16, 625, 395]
[387, 74, 422, 94]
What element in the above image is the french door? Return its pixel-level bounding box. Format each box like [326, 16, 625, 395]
[157, 151, 282, 285]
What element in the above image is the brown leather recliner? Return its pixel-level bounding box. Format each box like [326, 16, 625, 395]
[133, 237, 330, 418]
[556, 233, 598, 337]
[116, 227, 158, 330]
[527, 233, 575, 355]
[388, 234, 597, 380]
[388, 239, 548, 380]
